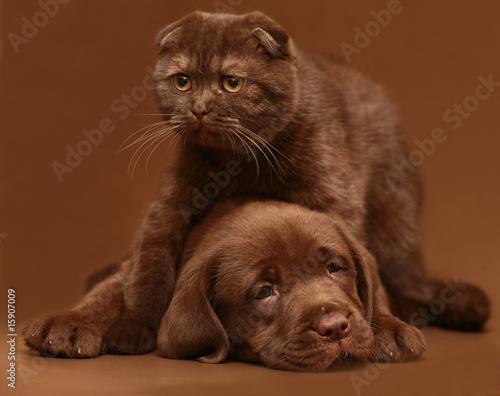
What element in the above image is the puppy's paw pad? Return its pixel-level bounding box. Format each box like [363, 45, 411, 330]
[23, 312, 104, 358]
[372, 316, 426, 362]
[23, 318, 52, 350]
[107, 318, 156, 355]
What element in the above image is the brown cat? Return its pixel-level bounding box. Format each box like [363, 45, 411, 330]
[23, 11, 490, 360]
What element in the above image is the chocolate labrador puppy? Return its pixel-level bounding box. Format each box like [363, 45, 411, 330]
[157, 197, 489, 371]
[24, 197, 489, 372]
[158, 197, 423, 371]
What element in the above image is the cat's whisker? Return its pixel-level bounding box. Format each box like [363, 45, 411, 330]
[120, 113, 185, 151]
[254, 137, 290, 179]
[219, 131, 233, 156]
[128, 120, 182, 150]
[242, 127, 287, 179]
[129, 133, 164, 176]
[223, 128, 239, 158]
[236, 126, 285, 182]
[126, 129, 164, 152]
[132, 113, 178, 117]
[229, 133, 239, 158]
[231, 128, 250, 159]
[232, 129, 260, 181]
[127, 126, 179, 176]
[119, 120, 171, 151]
[128, 127, 171, 158]
[182, 129, 189, 152]
[227, 115, 293, 177]
[140, 138, 163, 175]
[144, 134, 172, 174]
[130, 136, 162, 176]
[168, 128, 185, 154]
[241, 124, 293, 164]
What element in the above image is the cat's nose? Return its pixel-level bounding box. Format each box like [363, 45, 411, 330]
[191, 106, 210, 121]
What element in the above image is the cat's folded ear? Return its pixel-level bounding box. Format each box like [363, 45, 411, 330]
[156, 21, 182, 48]
[246, 12, 295, 59]
[156, 11, 204, 49]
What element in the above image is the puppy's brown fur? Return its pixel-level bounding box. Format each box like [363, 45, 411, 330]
[159, 197, 427, 371]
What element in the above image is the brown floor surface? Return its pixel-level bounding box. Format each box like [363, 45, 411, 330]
[2, 323, 497, 396]
[1, 0, 499, 395]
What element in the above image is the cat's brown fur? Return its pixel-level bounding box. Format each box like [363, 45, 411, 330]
[23, 11, 490, 360]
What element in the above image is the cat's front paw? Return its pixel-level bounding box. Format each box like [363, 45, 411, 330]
[22, 312, 106, 358]
[371, 315, 426, 362]
[106, 318, 157, 354]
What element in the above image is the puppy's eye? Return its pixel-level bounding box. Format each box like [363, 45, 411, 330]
[255, 286, 273, 300]
[327, 262, 343, 273]
[222, 76, 243, 93]
[173, 74, 192, 91]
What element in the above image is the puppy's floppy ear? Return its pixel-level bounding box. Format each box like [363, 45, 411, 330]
[246, 11, 295, 59]
[334, 224, 375, 324]
[350, 243, 375, 324]
[157, 248, 228, 363]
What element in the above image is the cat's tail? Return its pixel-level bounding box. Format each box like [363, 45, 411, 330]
[391, 278, 491, 331]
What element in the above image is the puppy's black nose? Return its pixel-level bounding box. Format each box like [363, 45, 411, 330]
[316, 313, 350, 340]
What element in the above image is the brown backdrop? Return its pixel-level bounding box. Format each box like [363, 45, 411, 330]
[1, 1, 499, 395]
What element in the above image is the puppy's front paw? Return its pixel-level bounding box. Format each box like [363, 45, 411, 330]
[107, 318, 156, 355]
[22, 312, 106, 358]
[371, 315, 426, 362]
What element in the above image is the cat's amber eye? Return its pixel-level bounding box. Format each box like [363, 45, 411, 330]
[173, 74, 192, 91]
[222, 76, 243, 93]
